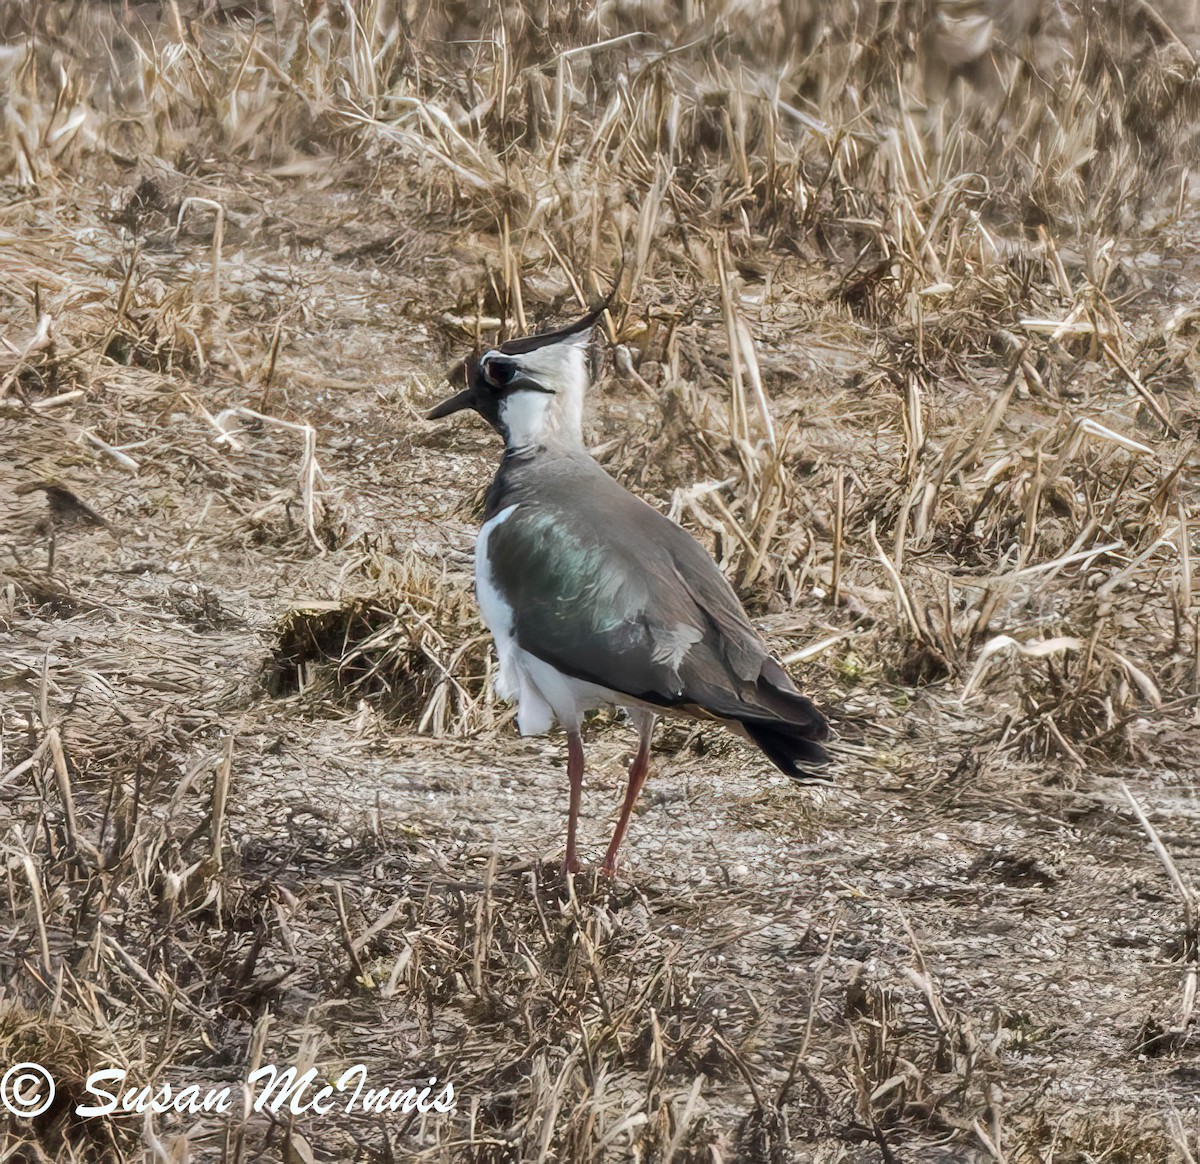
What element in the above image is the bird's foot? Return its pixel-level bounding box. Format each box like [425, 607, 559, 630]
[560, 855, 581, 876]
[599, 859, 618, 879]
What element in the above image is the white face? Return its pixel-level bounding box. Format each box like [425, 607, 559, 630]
[484, 333, 590, 452]
[498, 387, 556, 451]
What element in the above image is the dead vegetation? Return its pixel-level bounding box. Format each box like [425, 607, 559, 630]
[2, 0, 1200, 1159]
[264, 551, 496, 734]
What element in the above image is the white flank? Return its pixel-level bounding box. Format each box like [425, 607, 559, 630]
[475, 504, 552, 734]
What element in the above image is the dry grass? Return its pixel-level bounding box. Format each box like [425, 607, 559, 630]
[3, 0, 1200, 1159]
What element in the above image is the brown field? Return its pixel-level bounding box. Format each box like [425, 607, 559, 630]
[2, 1, 1199, 1160]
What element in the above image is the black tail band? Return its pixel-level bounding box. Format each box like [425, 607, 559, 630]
[741, 720, 832, 782]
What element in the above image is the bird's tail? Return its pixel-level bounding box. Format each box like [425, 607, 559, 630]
[738, 681, 831, 781]
[741, 717, 831, 781]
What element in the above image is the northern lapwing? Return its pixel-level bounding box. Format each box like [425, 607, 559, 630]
[428, 305, 830, 876]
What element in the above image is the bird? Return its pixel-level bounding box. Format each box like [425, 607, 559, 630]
[15, 480, 115, 534]
[428, 303, 830, 876]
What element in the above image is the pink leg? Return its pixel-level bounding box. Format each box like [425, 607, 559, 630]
[562, 730, 585, 875]
[601, 714, 656, 877]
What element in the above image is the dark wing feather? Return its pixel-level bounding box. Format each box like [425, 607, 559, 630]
[486, 503, 687, 703]
[485, 473, 828, 760]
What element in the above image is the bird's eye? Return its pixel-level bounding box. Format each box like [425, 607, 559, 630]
[482, 356, 517, 389]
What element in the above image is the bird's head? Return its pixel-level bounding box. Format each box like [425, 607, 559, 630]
[427, 302, 608, 453]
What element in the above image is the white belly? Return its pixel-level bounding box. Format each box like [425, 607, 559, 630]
[475, 504, 628, 735]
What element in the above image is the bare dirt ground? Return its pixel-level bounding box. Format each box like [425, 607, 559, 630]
[2, 2, 1200, 1161]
